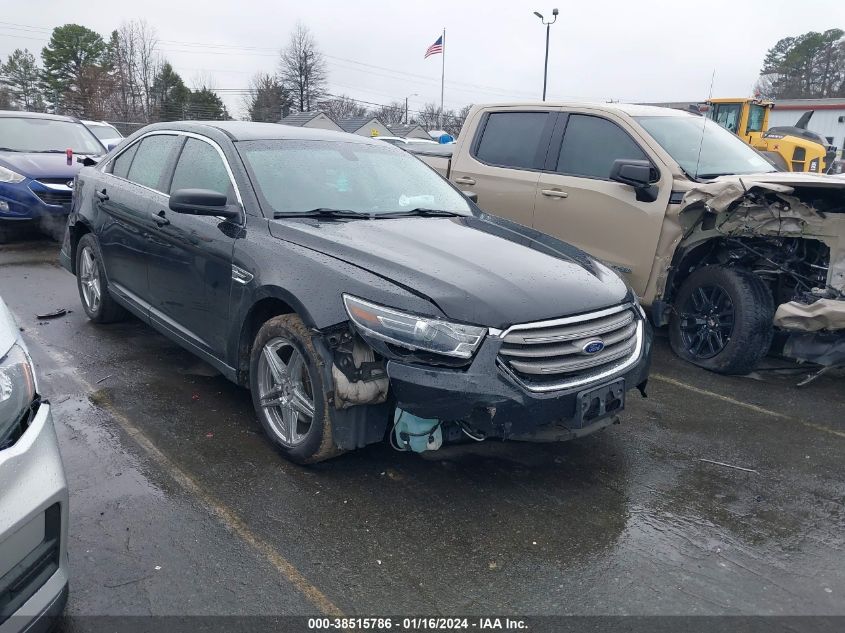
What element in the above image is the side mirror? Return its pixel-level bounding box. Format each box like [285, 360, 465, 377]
[169, 188, 239, 218]
[463, 191, 479, 203]
[610, 159, 659, 202]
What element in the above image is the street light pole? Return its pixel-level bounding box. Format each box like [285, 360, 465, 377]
[404, 93, 419, 125]
[534, 8, 558, 101]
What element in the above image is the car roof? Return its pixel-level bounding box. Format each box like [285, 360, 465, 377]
[479, 101, 694, 118]
[82, 120, 117, 126]
[0, 110, 82, 123]
[141, 120, 384, 144]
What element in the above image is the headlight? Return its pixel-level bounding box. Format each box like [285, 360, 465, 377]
[0, 165, 26, 184]
[0, 343, 37, 446]
[343, 295, 486, 359]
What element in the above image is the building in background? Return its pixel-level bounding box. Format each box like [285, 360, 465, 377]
[279, 111, 344, 132]
[388, 124, 430, 139]
[337, 116, 393, 137]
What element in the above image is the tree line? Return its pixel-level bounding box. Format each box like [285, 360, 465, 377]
[0, 20, 471, 137]
[756, 28, 845, 99]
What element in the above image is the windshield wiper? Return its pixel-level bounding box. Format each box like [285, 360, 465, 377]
[273, 208, 373, 219]
[378, 208, 467, 218]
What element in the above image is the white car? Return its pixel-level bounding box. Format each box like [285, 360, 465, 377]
[0, 297, 69, 632]
[82, 120, 124, 150]
[375, 136, 438, 147]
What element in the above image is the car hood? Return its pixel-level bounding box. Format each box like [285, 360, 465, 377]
[269, 214, 630, 328]
[0, 151, 97, 180]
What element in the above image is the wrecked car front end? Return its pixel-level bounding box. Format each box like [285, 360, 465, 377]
[675, 175, 845, 372]
[311, 295, 651, 453]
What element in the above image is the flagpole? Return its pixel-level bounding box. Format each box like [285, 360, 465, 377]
[440, 28, 445, 128]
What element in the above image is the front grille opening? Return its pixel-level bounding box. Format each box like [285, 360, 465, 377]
[0, 503, 61, 625]
[32, 189, 72, 207]
[498, 307, 640, 390]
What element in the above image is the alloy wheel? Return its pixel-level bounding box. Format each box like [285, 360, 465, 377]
[79, 245, 102, 314]
[256, 337, 316, 447]
[678, 285, 735, 360]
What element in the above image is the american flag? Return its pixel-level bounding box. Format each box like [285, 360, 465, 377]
[424, 36, 443, 58]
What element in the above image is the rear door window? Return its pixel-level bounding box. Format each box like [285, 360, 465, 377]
[556, 115, 648, 179]
[169, 138, 231, 197]
[126, 135, 180, 191]
[473, 112, 551, 170]
[111, 143, 139, 179]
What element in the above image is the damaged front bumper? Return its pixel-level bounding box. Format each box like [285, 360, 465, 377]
[775, 299, 845, 366]
[384, 322, 652, 442]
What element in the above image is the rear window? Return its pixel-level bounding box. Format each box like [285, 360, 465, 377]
[473, 112, 550, 170]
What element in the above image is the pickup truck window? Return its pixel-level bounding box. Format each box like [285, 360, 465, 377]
[238, 139, 472, 216]
[473, 112, 550, 170]
[635, 115, 776, 178]
[557, 114, 648, 179]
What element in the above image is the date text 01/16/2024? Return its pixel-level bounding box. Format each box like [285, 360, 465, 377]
[307, 617, 528, 630]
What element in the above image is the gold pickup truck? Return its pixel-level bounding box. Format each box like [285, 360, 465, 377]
[414, 102, 845, 376]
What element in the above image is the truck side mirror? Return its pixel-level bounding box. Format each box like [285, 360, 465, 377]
[610, 159, 659, 203]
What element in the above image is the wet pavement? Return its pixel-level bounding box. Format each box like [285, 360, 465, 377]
[1, 239, 844, 619]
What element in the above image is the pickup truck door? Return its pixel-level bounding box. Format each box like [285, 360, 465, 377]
[448, 107, 559, 227]
[532, 111, 671, 297]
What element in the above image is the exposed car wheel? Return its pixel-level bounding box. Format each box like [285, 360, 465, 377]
[669, 265, 774, 375]
[250, 314, 342, 464]
[75, 233, 128, 323]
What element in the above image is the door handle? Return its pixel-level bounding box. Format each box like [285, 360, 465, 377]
[152, 209, 170, 227]
[541, 189, 569, 199]
[454, 176, 476, 185]
[95, 188, 109, 201]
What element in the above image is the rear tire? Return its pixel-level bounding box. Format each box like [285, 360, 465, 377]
[75, 233, 128, 323]
[669, 266, 774, 375]
[249, 314, 343, 464]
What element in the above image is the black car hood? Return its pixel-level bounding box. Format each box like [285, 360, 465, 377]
[268, 214, 630, 328]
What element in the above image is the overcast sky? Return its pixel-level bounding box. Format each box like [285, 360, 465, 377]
[1, 0, 843, 119]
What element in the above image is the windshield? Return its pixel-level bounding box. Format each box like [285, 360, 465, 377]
[635, 115, 776, 179]
[87, 123, 121, 141]
[237, 140, 472, 216]
[0, 117, 105, 154]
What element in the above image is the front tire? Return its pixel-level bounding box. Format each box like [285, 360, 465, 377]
[669, 266, 774, 374]
[75, 233, 128, 323]
[249, 314, 342, 464]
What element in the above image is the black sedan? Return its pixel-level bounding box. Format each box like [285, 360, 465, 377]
[61, 122, 651, 463]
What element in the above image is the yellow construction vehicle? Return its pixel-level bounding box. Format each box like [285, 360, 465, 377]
[706, 98, 835, 173]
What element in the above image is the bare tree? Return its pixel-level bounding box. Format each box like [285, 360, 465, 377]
[108, 20, 160, 122]
[413, 102, 443, 131]
[243, 73, 290, 121]
[444, 104, 472, 137]
[372, 101, 405, 126]
[279, 22, 327, 112]
[318, 94, 367, 121]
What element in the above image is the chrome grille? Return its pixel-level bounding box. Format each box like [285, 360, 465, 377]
[497, 305, 642, 392]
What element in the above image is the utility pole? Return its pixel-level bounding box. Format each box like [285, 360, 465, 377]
[534, 9, 558, 101]
[405, 93, 418, 125]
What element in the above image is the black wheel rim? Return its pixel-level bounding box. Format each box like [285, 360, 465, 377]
[678, 285, 735, 360]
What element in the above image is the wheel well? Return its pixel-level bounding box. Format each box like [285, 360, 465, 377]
[236, 297, 296, 386]
[666, 240, 718, 303]
[67, 221, 92, 274]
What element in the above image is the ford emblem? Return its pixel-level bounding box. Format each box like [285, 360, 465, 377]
[582, 340, 605, 355]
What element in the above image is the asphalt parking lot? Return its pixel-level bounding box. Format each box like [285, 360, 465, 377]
[2, 238, 844, 623]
